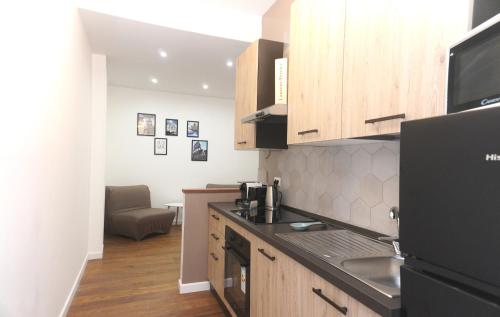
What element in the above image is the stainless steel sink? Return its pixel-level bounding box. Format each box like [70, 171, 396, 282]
[341, 256, 403, 295]
[276, 230, 403, 298]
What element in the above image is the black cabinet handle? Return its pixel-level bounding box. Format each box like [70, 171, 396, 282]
[237, 141, 247, 144]
[211, 214, 220, 221]
[365, 113, 405, 124]
[312, 288, 347, 315]
[211, 233, 219, 241]
[258, 248, 276, 261]
[298, 129, 319, 136]
[210, 252, 218, 261]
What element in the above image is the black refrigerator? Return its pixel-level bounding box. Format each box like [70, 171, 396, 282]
[399, 107, 500, 316]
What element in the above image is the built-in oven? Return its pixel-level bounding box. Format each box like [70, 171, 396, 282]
[224, 226, 250, 317]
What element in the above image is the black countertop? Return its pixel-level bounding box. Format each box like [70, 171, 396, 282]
[208, 202, 401, 317]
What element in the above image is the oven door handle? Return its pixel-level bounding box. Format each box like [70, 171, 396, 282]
[225, 246, 249, 267]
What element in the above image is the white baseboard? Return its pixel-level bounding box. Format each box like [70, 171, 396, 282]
[87, 251, 103, 260]
[178, 279, 210, 294]
[59, 254, 88, 317]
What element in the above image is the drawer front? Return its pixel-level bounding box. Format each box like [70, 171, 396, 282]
[308, 272, 381, 317]
[308, 272, 349, 317]
[209, 230, 223, 248]
[209, 208, 225, 235]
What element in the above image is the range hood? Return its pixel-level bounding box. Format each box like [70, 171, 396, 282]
[241, 104, 287, 123]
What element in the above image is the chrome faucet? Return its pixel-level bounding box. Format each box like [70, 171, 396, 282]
[378, 207, 401, 256]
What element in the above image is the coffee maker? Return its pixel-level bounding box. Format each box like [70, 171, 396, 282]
[238, 182, 267, 210]
[264, 179, 283, 223]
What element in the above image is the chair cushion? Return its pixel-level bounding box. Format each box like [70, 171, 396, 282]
[112, 208, 172, 223]
[110, 208, 176, 240]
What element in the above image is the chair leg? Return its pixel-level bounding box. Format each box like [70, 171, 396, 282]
[175, 207, 179, 226]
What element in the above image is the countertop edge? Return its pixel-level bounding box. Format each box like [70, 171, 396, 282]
[208, 202, 401, 317]
[182, 188, 240, 194]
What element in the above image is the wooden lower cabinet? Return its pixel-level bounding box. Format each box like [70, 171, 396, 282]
[208, 210, 381, 317]
[208, 209, 237, 317]
[307, 270, 381, 317]
[250, 238, 282, 317]
[253, 238, 382, 317]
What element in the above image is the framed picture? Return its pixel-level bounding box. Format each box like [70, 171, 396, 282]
[165, 118, 178, 136]
[191, 140, 208, 161]
[154, 138, 167, 155]
[187, 120, 199, 137]
[137, 113, 156, 136]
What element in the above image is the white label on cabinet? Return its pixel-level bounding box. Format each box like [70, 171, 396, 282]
[241, 266, 246, 294]
[275, 58, 288, 105]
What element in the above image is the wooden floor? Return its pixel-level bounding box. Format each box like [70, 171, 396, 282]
[68, 226, 225, 317]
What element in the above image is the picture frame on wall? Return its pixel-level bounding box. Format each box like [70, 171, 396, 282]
[186, 120, 199, 137]
[154, 138, 167, 155]
[191, 140, 208, 161]
[165, 118, 178, 136]
[137, 113, 156, 136]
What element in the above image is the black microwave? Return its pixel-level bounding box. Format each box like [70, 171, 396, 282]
[447, 13, 500, 114]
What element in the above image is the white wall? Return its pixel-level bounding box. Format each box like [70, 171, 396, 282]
[0, 1, 92, 317]
[87, 55, 107, 259]
[106, 86, 258, 210]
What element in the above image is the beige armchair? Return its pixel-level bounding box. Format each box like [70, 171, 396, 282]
[105, 185, 175, 240]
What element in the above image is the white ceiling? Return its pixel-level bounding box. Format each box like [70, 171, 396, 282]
[159, 0, 277, 15]
[81, 10, 255, 99]
[78, 0, 276, 17]
[80, 0, 277, 99]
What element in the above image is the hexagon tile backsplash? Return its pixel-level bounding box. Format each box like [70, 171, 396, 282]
[258, 142, 400, 236]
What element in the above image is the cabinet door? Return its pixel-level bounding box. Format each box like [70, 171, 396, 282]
[276, 252, 306, 317]
[277, 255, 383, 317]
[287, 0, 346, 144]
[342, 0, 470, 138]
[250, 239, 281, 317]
[208, 231, 222, 292]
[234, 41, 258, 149]
[208, 209, 225, 297]
[304, 271, 350, 317]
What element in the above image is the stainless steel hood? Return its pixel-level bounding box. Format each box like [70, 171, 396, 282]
[241, 104, 287, 123]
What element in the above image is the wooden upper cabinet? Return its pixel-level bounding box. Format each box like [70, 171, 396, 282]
[287, 0, 346, 144]
[234, 41, 258, 149]
[341, 0, 471, 138]
[234, 39, 284, 150]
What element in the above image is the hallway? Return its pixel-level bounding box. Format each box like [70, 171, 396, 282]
[68, 227, 225, 316]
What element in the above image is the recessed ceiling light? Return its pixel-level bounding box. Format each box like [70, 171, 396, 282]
[158, 49, 167, 58]
[226, 60, 233, 67]
[151, 77, 158, 84]
[202, 83, 209, 90]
